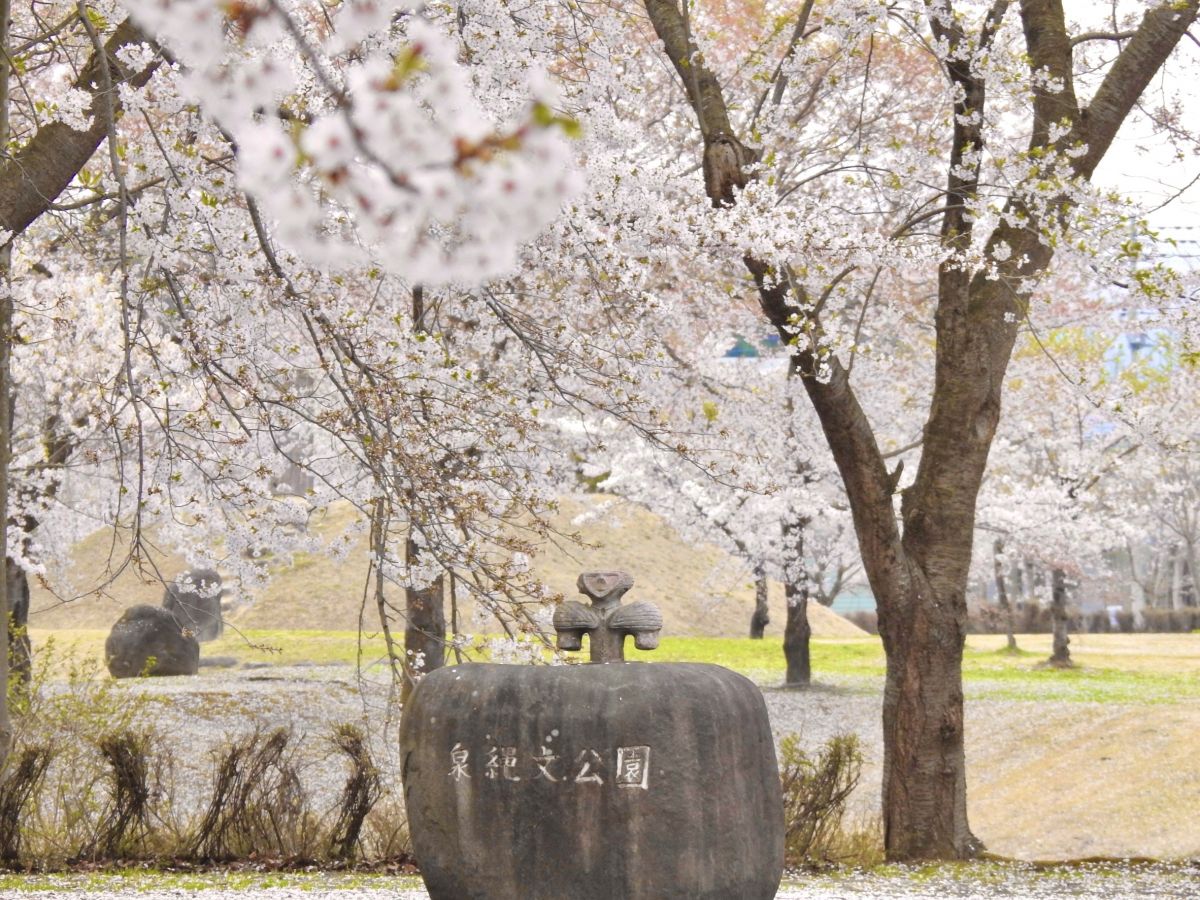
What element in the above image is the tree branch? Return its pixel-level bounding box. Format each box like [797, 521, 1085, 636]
[0, 18, 158, 240]
[638, 0, 900, 590]
[642, 0, 734, 140]
[1069, 29, 1135, 47]
[1018, 0, 1081, 152]
[1075, 0, 1199, 177]
[748, 0, 816, 130]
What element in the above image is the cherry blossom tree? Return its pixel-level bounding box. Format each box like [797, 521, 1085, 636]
[1, 1, 1197, 867]
[630, 0, 1199, 859]
[591, 335, 863, 684]
[0, 0, 655, 762]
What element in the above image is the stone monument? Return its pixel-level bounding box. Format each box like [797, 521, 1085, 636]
[162, 568, 224, 642]
[105, 605, 200, 678]
[399, 570, 784, 900]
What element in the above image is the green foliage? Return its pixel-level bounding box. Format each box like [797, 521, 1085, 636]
[531, 102, 582, 138]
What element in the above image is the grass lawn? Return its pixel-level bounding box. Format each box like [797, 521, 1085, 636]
[31, 628, 1200, 703]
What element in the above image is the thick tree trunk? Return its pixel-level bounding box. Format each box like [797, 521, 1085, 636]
[782, 582, 811, 686]
[992, 539, 1017, 652]
[749, 569, 769, 639]
[1048, 567, 1072, 668]
[877, 576, 977, 860]
[404, 580, 446, 678]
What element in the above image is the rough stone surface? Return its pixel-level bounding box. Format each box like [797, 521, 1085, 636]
[105, 604, 200, 678]
[400, 661, 784, 900]
[162, 568, 224, 642]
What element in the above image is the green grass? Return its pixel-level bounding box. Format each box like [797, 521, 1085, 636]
[623, 636, 881, 683]
[30, 629, 1200, 704]
[632, 636, 1200, 703]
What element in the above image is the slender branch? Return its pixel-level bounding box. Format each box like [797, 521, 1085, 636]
[748, 0, 816, 131]
[1070, 29, 1135, 47]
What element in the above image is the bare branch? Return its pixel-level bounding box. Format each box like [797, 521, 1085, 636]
[1070, 29, 1135, 47]
[748, 0, 816, 131]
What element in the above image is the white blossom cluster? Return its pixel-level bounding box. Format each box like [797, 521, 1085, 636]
[121, 0, 580, 283]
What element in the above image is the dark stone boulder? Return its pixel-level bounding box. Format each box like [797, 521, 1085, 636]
[400, 661, 784, 900]
[162, 568, 224, 642]
[105, 605, 199, 678]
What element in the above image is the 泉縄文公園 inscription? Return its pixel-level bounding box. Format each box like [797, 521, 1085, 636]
[447, 740, 651, 790]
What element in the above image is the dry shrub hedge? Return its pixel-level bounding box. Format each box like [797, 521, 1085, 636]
[779, 733, 882, 869]
[0, 641, 406, 870]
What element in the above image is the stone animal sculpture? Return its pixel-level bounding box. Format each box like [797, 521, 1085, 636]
[162, 568, 224, 642]
[400, 570, 784, 900]
[105, 604, 200, 678]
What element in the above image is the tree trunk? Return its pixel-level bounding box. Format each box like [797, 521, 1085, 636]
[401, 285, 446, 694]
[1127, 541, 1148, 630]
[0, 0, 13, 767]
[0, 287, 11, 769]
[992, 539, 1017, 652]
[6, 564, 29, 691]
[782, 582, 811, 686]
[749, 569, 769, 639]
[1185, 542, 1197, 607]
[1048, 567, 1072, 668]
[1170, 548, 1183, 611]
[877, 577, 977, 860]
[404, 535, 445, 687]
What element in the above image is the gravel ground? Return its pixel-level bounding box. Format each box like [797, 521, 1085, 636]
[7, 863, 1199, 899]
[98, 664, 1200, 856]
[155, 667, 1168, 855]
[110, 665, 886, 825]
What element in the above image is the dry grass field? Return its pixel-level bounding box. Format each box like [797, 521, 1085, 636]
[27, 494, 864, 639]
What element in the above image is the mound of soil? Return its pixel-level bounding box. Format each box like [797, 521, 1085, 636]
[29, 495, 866, 639]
